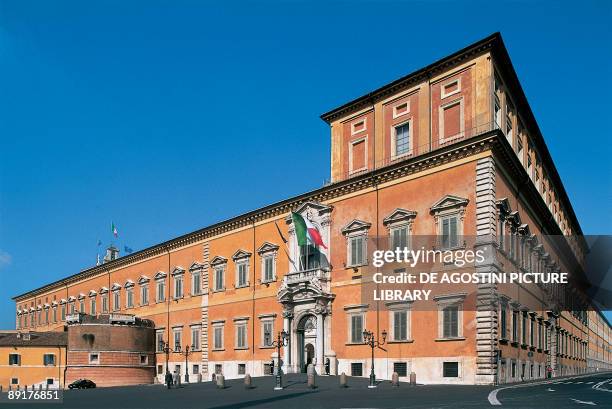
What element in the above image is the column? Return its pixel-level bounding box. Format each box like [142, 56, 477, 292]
[316, 313, 324, 374]
[283, 315, 291, 373]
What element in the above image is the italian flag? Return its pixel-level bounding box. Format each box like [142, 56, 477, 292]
[291, 212, 327, 249]
[111, 222, 118, 238]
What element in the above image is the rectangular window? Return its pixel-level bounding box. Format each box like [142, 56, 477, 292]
[236, 322, 247, 349]
[113, 291, 120, 311]
[90, 298, 96, 315]
[79, 300, 85, 313]
[237, 263, 248, 287]
[351, 362, 363, 377]
[156, 330, 164, 352]
[11, 378, 18, 385]
[263, 256, 274, 282]
[500, 308, 507, 339]
[45, 308, 49, 323]
[349, 236, 366, 266]
[157, 281, 166, 302]
[442, 306, 459, 338]
[70, 303, 75, 314]
[512, 310, 519, 342]
[494, 95, 502, 129]
[9, 354, 21, 366]
[506, 109, 513, 144]
[61, 305, 66, 320]
[140, 355, 148, 365]
[192, 271, 201, 295]
[126, 288, 134, 308]
[350, 138, 366, 172]
[263, 321, 274, 347]
[43, 354, 56, 366]
[393, 362, 408, 377]
[443, 362, 459, 377]
[441, 100, 462, 140]
[213, 326, 224, 350]
[141, 285, 149, 305]
[350, 314, 364, 343]
[157, 365, 164, 375]
[391, 226, 408, 250]
[193, 364, 199, 374]
[215, 267, 225, 291]
[522, 313, 527, 344]
[517, 133, 524, 163]
[89, 353, 99, 364]
[393, 311, 408, 341]
[174, 276, 183, 299]
[191, 326, 201, 350]
[394, 123, 410, 156]
[441, 216, 459, 249]
[238, 363, 246, 375]
[101, 295, 108, 312]
[530, 318, 535, 346]
[173, 329, 182, 352]
[264, 363, 273, 375]
[538, 322, 543, 349]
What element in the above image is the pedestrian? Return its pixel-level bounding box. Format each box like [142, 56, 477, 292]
[270, 359, 275, 375]
[173, 370, 178, 387]
[165, 370, 172, 389]
[325, 358, 330, 375]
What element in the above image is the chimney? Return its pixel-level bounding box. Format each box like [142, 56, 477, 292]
[103, 246, 119, 263]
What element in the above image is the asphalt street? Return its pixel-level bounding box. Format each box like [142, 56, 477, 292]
[4, 372, 611, 409]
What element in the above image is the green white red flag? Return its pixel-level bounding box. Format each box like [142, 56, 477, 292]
[290, 212, 327, 249]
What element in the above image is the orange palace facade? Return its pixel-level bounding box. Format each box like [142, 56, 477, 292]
[11, 33, 611, 386]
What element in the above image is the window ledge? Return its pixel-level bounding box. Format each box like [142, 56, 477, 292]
[435, 337, 466, 342]
[510, 341, 519, 347]
[212, 288, 226, 293]
[212, 348, 225, 352]
[259, 345, 275, 349]
[234, 284, 250, 289]
[345, 342, 365, 346]
[346, 263, 368, 269]
[387, 339, 414, 344]
[499, 338, 509, 344]
[520, 343, 528, 349]
[234, 347, 249, 351]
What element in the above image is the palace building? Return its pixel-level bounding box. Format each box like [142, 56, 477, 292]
[8, 33, 611, 387]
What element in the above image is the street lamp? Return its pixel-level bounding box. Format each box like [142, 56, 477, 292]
[267, 329, 288, 390]
[161, 341, 171, 374]
[363, 329, 387, 388]
[176, 343, 192, 383]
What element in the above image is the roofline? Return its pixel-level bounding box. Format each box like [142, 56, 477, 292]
[319, 32, 584, 241]
[319, 32, 501, 123]
[12, 131, 499, 301]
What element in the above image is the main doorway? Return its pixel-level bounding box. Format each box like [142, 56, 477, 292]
[296, 314, 317, 373]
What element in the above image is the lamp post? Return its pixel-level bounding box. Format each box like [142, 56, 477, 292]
[161, 341, 171, 374]
[362, 329, 387, 388]
[176, 343, 192, 383]
[267, 329, 288, 390]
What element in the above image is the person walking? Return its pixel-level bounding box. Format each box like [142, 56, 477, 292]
[172, 370, 178, 387]
[165, 370, 173, 389]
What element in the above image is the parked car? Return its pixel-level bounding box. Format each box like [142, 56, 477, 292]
[68, 379, 96, 389]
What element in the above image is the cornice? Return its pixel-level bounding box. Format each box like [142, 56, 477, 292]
[13, 132, 498, 302]
[320, 33, 498, 123]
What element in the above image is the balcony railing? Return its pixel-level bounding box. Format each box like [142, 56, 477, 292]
[284, 268, 330, 285]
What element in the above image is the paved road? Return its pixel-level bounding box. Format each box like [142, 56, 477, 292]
[490, 372, 612, 407]
[6, 372, 612, 408]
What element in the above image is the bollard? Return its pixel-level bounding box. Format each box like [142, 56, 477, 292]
[25, 385, 28, 392]
[391, 372, 399, 387]
[307, 373, 316, 389]
[410, 371, 416, 386]
[244, 374, 252, 389]
[339, 372, 348, 388]
[216, 374, 225, 389]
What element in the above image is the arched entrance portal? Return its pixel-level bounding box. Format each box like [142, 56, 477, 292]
[296, 315, 317, 373]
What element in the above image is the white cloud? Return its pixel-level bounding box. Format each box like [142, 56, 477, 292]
[0, 250, 11, 269]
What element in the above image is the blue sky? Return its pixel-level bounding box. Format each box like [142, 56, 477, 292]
[0, 0, 610, 328]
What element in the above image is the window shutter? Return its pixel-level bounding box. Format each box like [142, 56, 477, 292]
[450, 217, 458, 247]
[442, 218, 449, 248]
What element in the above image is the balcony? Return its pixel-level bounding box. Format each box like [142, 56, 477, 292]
[284, 268, 330, 285]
